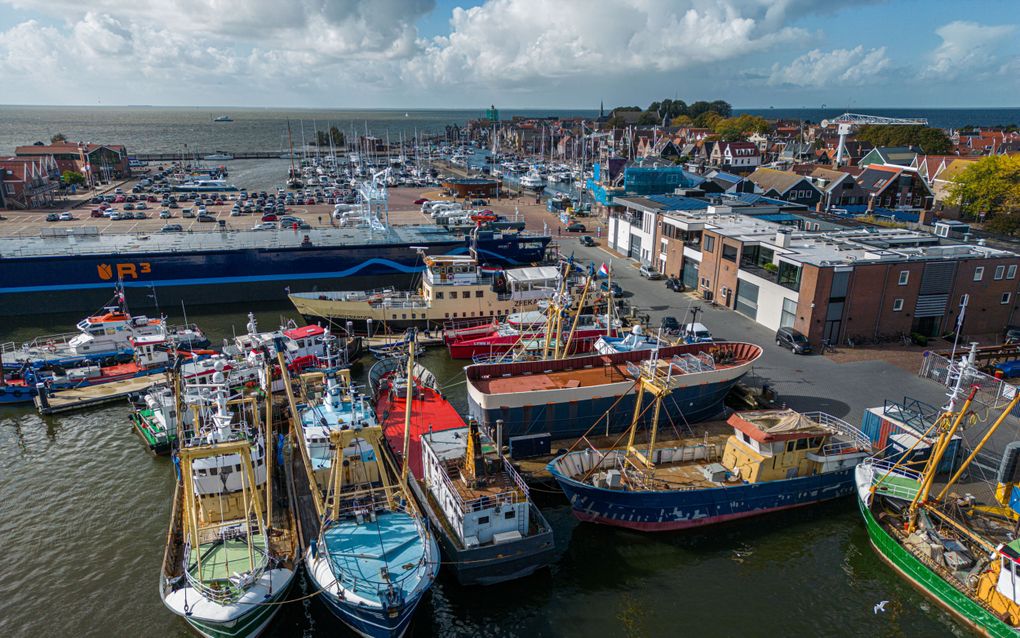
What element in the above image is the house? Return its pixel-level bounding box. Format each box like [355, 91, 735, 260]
[710, 142, 761, 171]
[702, 169, 751, 194]
[930, 158, 978, 217]
[14, 142, 129, 185]
[794, 166, 869, 209]
[855, 165, 934, 210]
[746, 168, 822, 208]
[858, 146, 921, 168]
[0, 156, 60, 209]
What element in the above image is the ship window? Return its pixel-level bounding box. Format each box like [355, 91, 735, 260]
[450, 291, 458, 299]
[453, 313, 458, 318]
[475, 290, 483, 298]
[445, 313, 450, 318]
[740, 432, 751, 444]
[209, 467, 218, 475]
[402, 314, 407, 319]
[504, 510, 516, 519]
[787, 441, 796, 452]
[478, 516, 490, 525]
[436, 292, 444, 299]
[796, 438, 809, 450]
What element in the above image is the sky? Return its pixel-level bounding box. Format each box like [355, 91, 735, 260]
[0, 0, 1017, 109]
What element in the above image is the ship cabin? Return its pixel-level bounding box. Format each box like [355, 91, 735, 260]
[421, 422, 531, 549]
[283, 324, 327, 358]
[721, 410, 872, 483]
[421, 256, 560, 307]
[131, 333, 171, 369]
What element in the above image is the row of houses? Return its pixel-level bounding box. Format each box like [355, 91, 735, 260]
[1, 142, 130, 209]
[606, 193, 1020, 345]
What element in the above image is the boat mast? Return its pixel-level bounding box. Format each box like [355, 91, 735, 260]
[263, 356, 274, 528]
[401, 334, 416, 485]
[287, 120, 296, 177]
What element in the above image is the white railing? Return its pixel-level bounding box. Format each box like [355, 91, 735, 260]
[804, 411, 873, 454]
[861, 457, 923, 501]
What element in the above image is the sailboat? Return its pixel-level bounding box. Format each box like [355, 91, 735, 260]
[856, 345, 1020, 636]
[300, 337, 439, 637]
[160, 362, 297, 637]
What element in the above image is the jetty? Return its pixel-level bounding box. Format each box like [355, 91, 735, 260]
[34, 376, 160, 415]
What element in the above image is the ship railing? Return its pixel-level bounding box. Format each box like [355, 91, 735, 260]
[861, 457, 924, 500]
[1, 331, 82, 357]
[670, 353, 716, 374]
[181, 519, 270, 603]
[433, 460, 525, 520]
[804, 411, 873, 454]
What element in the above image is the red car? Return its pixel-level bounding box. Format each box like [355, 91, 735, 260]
[414, 198, 429, 205]
[261, 214, 278, 222]
[113, 195, 126, 203]
[146, 195, 158, 202]
[91, 209, 105, 218]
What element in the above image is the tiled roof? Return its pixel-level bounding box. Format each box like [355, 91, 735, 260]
[747, 167, 809, 195]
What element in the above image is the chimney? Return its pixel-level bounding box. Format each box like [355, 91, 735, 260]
[775, 228, 791, 248]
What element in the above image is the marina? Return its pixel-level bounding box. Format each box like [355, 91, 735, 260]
[3, 57, 1020, 638]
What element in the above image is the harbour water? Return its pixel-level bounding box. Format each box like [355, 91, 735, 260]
[0, 303, 971, 636]
[1, 105, 1017, 155]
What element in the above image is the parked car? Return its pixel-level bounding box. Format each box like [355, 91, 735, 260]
[579, 235, 596, 247]
[639, 264, 662, 280]
[134, 212, 147, 219]
[181, 208, 195, 218]
[261, 214, 278, 222]
[252, 222, 278, 231]
[109, 212, 123, 221]
[664, 277, 686, 292]
[565, 222, 586, 232]
[123, 203, 135, 211]
[91, 209, 105, 218]
[414, 198, 429, 205]
[160, 224, 183, 233]
[1006, 327, 1020, 344]
[660, 316, 680, 334]
[470, 198, 488, 206]
[776, 327, 813, 354]
[45, 213, 59, 222]
[159, 210, 171, 219]
[279, 215, 302, 225]
[197, 214, 216, 222]
[682, 322, 714, 343]
[58, 212, 74, 221]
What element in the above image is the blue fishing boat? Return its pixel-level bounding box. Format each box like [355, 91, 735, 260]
[298, 344, 438, 638]
[548, 364, 872, 531]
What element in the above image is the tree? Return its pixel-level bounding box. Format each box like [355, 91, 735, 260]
[50, 133, 67, 144]
[710, 100, 733, 118]
[854, 125, 952, 154]
[713, 114, 769, 141]
[612, 106, 642, 113]
[946, 155, 1020, 225]
[693, 111, 723, 129]
[637, 111, 659, 125]
[671, 115, 694, 127]
[61, 170, 85, 186]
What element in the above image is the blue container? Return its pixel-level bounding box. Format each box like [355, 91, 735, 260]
[509, 433, 551, 460]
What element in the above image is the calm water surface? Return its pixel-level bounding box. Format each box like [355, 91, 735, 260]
[0, 304, 970, 636]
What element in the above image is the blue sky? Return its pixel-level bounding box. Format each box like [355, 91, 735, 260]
[0, 0, 1016, 109]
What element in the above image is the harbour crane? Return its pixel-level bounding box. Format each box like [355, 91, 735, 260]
[821, 113, 929, 165]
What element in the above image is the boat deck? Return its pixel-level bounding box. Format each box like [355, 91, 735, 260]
[35, 375, 160, 414]
[193, 535, 266, 582]
[322, 511, 425, 602]
[476, 363, 631, 394]
[448, 462, 518, 501]
[378, 385, 467, 478]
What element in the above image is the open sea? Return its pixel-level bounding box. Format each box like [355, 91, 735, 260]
[0, 106, 1017, 155]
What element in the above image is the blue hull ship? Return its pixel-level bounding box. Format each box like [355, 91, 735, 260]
[465, 342, 763, 442]
[0, 227, 551, 315]
[548, 409, 873, 532]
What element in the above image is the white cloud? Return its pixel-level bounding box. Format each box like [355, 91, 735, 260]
[768, 45, 890, 87]
[404, 0, 811, 87]
[925, 20, 1016, 79]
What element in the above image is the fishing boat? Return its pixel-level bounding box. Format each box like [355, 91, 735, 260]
[549, 389, 872, 530]
[290, 255, 561, 335]
[370, 347, 555, 585]
[302, 411, 439, 637]
[466, 341, 763, 443]
[161, 368, 298, 638]
[447, 313, 616, 360]
[213, 115, 233, 122]
[855, 352, 1020, 637]
[230, 313, 338, 373]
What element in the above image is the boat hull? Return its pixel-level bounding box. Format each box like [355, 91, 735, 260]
[447, 328, 608, 360]
[466, 342, 761, 441]
[856, 487, 1016, 637]
[551, 461, 855, 531]
[163, 568, 295, 638]
[0, 385, 34, 405]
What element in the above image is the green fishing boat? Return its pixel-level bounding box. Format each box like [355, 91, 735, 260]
[856, 373, 1020, 638]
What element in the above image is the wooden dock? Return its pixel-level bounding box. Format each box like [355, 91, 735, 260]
[34, 376, 160, 415]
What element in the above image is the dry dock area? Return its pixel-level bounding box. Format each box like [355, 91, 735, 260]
[34, 376, 160, 415]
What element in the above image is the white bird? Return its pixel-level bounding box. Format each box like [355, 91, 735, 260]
[874, 600, 889, 614]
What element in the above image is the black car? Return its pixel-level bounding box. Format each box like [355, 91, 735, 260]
[579, 235, 596, 247]
[566, 222, 586, 232]
[197, 214, 216, 222]
[661, 316, 681, 334]
[776, 327, 813, 354]
[664, 277, 686, 292]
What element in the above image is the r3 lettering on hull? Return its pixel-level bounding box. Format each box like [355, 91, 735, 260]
[97, 262, 152, 280]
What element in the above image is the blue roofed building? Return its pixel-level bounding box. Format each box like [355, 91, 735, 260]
[587, 160, 704, 207]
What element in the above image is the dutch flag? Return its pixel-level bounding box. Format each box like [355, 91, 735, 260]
[598, 262, 610, 278]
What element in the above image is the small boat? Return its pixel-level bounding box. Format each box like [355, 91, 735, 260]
[301, 356, 439, 637]
[855, 349, 1020, 637]
[213, 115, 233, 122]
[368, 330, 419, 359]
[467, 341, 763, 442]
[171, 179, 238, 192]
[371, 348, 555, 585]
[161, 369, 298, 637]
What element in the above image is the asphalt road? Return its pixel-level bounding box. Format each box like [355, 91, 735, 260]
[564, 237, 950, 428]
